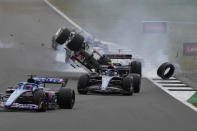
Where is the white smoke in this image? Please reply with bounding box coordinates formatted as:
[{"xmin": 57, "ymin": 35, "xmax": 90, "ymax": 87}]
[{"xmin": 52, "ymin": 0, "xmax": 186, "ymax": 76}]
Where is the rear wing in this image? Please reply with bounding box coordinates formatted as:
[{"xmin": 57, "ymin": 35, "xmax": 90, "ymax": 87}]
[
  {"xmin": 33, "ymin": 77, "xmax": 66, "ymax": 84},
  {"xmin": 103, "ymin": 54, "xmax": 132, "ymax": 59}
]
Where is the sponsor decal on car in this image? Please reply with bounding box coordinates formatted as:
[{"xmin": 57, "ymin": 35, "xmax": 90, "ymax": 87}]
[
  {"xmin": 34, "ymin": 78, "xmax": 64, "ymax": 83},
  {"xmin": 11, "ymin": 103, "xmax": 39, "ymax": 109}
]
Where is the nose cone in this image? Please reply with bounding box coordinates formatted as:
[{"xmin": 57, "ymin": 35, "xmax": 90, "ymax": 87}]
[
  {"xmin": 101, "ymin": 76, "xmax": 112, "ymax": 90},
  {"xmin": 5, "ymin": 89, "xmax": 26, "ymax": 107}
]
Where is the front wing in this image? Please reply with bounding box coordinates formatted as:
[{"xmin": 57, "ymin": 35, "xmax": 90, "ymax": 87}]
[{"xmin": 0, "ymin": 102, "xmax": 39, "ymax": 109}]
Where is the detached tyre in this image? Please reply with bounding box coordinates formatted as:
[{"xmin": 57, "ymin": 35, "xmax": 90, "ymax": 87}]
[
  {"xmin": 122, "ymin": 77, "xmax": 133, "ymax": 96},
  {"xmin": 130, "ymin": 61, "xmax": 142, "ymax": 76},
  {"xmin": 33, "ymin": 90, "xmax": 47, "ymax": 112},
  {"xmin": 157, "ymin": 62, "xmax": 175, "ymax": 79},
  {"xmin": 66, "ymin": 34, "xmax": 84, "ymax": 51},
  {"xmin": 58, "ymin": 88, "xmax": 75, "ymax": 109},
  {"xmin": 77, "ymin": 74, "xmax": 89, "ymax": 94},
  {"xmin": 55, "ymin": 28, "xmax": 71, "ymax": 45},
  {"xmin": 131, "ymin": 73, "xmax": 141, "ymax": 93}
]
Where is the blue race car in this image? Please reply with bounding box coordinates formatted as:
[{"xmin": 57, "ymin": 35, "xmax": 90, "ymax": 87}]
[{"xmin": 0, "ymin": 75, "xmax": 75, "ymax": 112}]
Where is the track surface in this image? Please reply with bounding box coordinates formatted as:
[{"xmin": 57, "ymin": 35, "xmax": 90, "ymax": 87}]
[{"xmin": 0, "ymin": 0, "xmax": 197, "ymax": 131}]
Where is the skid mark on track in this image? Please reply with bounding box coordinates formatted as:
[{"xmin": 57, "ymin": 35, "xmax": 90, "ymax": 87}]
[{"xmin": 150, "ymin": 77, "xmax": 197, "ymax": 112}]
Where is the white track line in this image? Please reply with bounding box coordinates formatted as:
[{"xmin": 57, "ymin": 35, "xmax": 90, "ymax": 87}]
[
  {"xmin": 44, "ymin": 0, "xmax": 114, "ymax": 46},
  {"xmin": 153, "ymin": 77, "xmax": 177, "ymax": 80},
  {"xmin": 155, "ymin": 80, "xmax": 182, "ymax": 83},
  {"xmin": 165, "ymin": 87, "xmax": 193, "ymax": 90},
  {"xmin": 44, "ymin": 0, "xmax": 85, "ymax": 33},
  {"xmin": 149, "ymin": 78, "xmax": 197, "ymax": 112},
  {"xmin": 161, "ymin": 84, "xmax": 188, "ymax": 86}
]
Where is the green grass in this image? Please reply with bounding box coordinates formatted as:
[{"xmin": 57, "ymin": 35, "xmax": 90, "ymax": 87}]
[{"xmin": 188, "ymin": 92, "xmax": 197, "ymax": 106}]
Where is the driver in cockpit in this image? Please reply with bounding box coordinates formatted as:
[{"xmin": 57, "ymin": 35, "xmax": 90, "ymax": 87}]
[{"xmin": 105, "ymin": 63, "xmax": 118, "ymax": 76}]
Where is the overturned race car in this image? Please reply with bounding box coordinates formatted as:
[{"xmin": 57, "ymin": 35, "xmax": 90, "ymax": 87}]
[
  {"xmin": 0, "ymin": 75, "xmax": 75, "ymax": 112},
  {"xmin": 52, "ymin": 27, "xmax": 142, "ymax": 95}
]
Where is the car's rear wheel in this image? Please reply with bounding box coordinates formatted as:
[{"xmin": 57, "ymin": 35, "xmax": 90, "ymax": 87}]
[
  {"xmin": 131, "ymin": 73, "xmax": 141, "ymax": 93},
  {"xmin": 77, "ymin": 74, "xmax": 89, "ymax": 94},
  {"xmin": 58, "ymin": 88, "xmax": 75, "ymax": 109},
  {"xmin": 130, "ymin": 61, "xmax": 142, "ymax": 77},
  {"xmin": 33, "ymin": 90, "xmax": 47, "ymax": 112},
  {"xmin": 55, "ymin": 28, "xmax": 71, "ymax": 45},
  {"xmin": 122, "ymin": 77, "xmax": 133, "ymax": 96},
  {"xmin": 66, "ymin": 34, "xmax": 84, "ymax": 51}
]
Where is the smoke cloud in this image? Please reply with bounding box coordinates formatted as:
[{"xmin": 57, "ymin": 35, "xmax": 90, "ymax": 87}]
[{"xmin": 54, "ymin": 0, "xmax": 197, "ymax": 76}]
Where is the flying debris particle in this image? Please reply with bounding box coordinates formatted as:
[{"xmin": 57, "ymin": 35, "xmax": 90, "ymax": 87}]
[{"xmin": 10, "ymin": 34, "xmax": 14, "ymax": 37}]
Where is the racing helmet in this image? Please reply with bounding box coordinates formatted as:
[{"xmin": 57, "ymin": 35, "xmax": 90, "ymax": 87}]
[
  {"xmin": 105, "ymin": 69, "xmax": 114, "ymax": 76},
  {"xmin": 107, "ymin": 62, "xmax": 114, "ymax": 69}
]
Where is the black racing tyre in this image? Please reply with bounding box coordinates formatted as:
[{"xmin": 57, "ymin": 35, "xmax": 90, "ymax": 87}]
[
  {"xmin": 58, "ymin": 88, "xmax": 75, "ymax": 109},
  {"xmin": 77, "ymin": 74, "xmax": 89, "ymax": 94},
  {"xmin": 55, "ymin": 28, "xmax": 71, "ymax": 45},
  {"xmin": 130, "ymin": 61, "xmax": 142, "ymax": 76},
  {"xmin": 157, "ymin": 62, "xmax": 175, "ymax": 80},
  {"xmin": 131, "ymin": 73, "xmax": 141, "ymax": 93},
  {"xmin": 66, "ymin": 34, "xmax": 84, "ymax": 51},
  {"xmin": 33, "ymin": 90, "xmax": 47, "ymax": 112},
  {"xmin": 122, "ymin": 77, "xmax": 133, "ymax": 96}
]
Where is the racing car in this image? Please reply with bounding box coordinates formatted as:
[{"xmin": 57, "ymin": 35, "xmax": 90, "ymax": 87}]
[
  {"xmin": 0, "ymin": 75, "xmax": 75, "ymax": 112},
  {"xmin": 77, "ymin": 55, "xmax": 141, "ymax": 95},
  {"xmin": 52, "ymin": 27, "xmax": 111, "ymax": 70},
  {"xmin": 52, "ymin": 28, "xmax": 141, "ymax": 72},
  {"xmin": 52, "ymin": 27, "xmax": 142, "ymax": 95}
]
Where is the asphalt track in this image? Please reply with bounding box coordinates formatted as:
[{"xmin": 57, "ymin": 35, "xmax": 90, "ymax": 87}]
[{"xmin": 0, "ymin": 0, "xmax": 197, "ymax": 131}]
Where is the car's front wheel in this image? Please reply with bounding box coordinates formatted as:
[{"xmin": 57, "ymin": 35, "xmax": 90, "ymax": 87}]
[
  {"xmin": 33, "ymin": 90, "xmax": 47, "ymax": 112},
  {"xmin": 131, "ymin": 73, "xmax": 141, "ymax": 93},
  {"xmin": 77, "ymin": 74, "xmax": 89, "ymax": 95},
  {"xmin": 58, "ymin": 88, "xmax": 75, "ymax": 109},
  {"xmin": 122, "ymin": 77, "xmax": 133, "ymax": 96}
]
